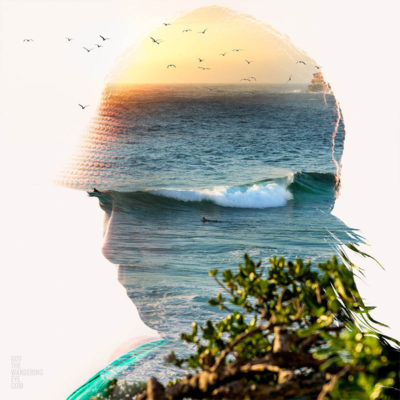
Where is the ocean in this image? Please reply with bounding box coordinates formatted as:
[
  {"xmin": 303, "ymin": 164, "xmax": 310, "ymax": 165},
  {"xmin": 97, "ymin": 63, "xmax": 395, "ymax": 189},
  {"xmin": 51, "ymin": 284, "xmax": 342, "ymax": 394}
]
[{"xmin": 68, "ymin": 84, "xmax": 357, "ymax": 383}]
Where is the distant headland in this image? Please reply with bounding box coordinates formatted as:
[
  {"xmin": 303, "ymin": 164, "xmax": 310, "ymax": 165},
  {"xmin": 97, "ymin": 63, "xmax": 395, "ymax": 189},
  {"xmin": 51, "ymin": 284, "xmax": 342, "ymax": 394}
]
[{"xmin": 307, "ymin": 72, "xmax": 332, "ymax": 94}]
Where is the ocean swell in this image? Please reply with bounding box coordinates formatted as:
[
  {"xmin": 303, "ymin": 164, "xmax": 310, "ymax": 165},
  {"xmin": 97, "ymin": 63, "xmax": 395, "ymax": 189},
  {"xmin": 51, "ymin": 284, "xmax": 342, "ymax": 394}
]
[
  {"xmin": 93, "ymin": 172, "xmax": 337, "ymax": 211},
  {"xmin": 150, "ymin": 183, "xmax": 293, "ymax": 209}
]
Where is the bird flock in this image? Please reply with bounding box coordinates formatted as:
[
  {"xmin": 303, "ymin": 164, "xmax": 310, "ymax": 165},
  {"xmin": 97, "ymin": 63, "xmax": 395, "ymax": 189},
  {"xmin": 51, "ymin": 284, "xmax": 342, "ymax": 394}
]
[
  {"xmin": 23, "ymin": 34, "xmax": 111, "ymax": 52},
  {"xmin": 23, "ymin": 33, "xmax": 111, "ymax": 110},
  {"xmin": 22, "ymin": 22, "xmax": 322, "ymax": 110},
  {"xmin": 81, "ymin": 34, "xmax": 110, "ymax": 53},
  {"xmin": 148, "ymin": 24, "xmax": 260, "ymax": 82},
  {"xmin": 148, "ymin": 22, "xmax": 321, "ymax": 84}
]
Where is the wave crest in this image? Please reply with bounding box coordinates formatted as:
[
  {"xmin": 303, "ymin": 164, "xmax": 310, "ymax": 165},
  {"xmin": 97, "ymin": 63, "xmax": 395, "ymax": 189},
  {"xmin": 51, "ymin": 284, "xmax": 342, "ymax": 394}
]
[
  {"xmin": 150, "ymin": 183, "xmax": 293, "ymax": 209},
  {"xmin": 95, "ymin": 171, "xmax": 336, "ymax": 210}
]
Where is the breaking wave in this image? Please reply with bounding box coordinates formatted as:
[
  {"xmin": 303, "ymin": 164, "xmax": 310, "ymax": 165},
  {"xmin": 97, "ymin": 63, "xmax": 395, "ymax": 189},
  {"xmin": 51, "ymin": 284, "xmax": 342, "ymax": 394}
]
[
  {"xmin": 93, "ymin": 171, "xmax": 336, "ymax": 210},
  {"xmin": 150, "ymin": 183, "xmax": 292, "ymax": 209}
]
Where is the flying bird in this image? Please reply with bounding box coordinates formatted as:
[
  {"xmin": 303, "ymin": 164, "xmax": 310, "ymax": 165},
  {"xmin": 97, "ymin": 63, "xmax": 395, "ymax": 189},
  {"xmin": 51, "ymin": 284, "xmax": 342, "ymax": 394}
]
[
  {"xmin": 65, "ymin": 37, "xmax": 73, "ymax": 42},
  {"xmin": 78, "ymin": 104, "xmax": 89, "ymax": 109},
  {"xmin": 287, "ymin": 74, "xmax": 292, "ymax": 82},
  {"xmin": 198, "ymin": 28, "xmax": 207, "ymax": 34},
  {"xmin": 95, "ymin": 44, "xmax": 103, "ymax": 48},
  {"xmin": 163, "ymin": 23, "xmax": 171, "ymax": 26},
  {"xmin": 198, "ymin": 66, "xmax": 211, "ymax": 70},
  {"xmin": 182, "ymin": 29, "xmax": 192, "ymax": 32},
  {"xmin": 240, "ymin": 78, "xmax": 251, "ymax": 82},
  {"xmin": 99, "ymin": 35, "xmax": 110, "ymax": 41},
  {"xmin": 167, "ymin": 64, "xmax": 176, "ymax": 68},
  {"xmin": 296, "ymin": 60, "xmax": 306, "ymax": 65},
  {"xmin": 245, "ymin": 59, "xmax": 252, "ymax": 64},
  {"xmin": 232, "ymin": 48, "xmax": 243, "ymax": 52},
  {"xmin": 22, "ymin": 39, "xmax": 34, "ymax": 42},
  {"xmin": 150, "ymin": 36, "xmax": 161, "ymax": 45},
  {"xmin": 83, "ymin": 47, "xmax": 94, "ymax": 52},
  {"xmin": 220, "ymin": 52, "xmax": 226, "ymax": 56},
  {"xmin": 198, "ymin": 58, "xmax": 204, "ymax": 62},
  {"xmin": 314, "ymin": 65, "xmax": 321, "ymax": 69}
]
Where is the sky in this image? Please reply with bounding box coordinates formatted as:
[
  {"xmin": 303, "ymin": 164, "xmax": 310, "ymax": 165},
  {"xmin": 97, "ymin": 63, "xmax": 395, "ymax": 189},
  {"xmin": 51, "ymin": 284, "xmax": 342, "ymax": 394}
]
[
  {"xmin": 0, "ymin": 0, "xmax": 325, "ymax": 88},
  {"xmin": 110, "ymin": 6, "xmax": 317, "ymax": 84},
  {"xmin": 0, "ymin": 0, "xmax": 324, "ymax": 178},
  {"xmin": 0, "ymin": 0, "xmax": 324, "ymax": 90}
]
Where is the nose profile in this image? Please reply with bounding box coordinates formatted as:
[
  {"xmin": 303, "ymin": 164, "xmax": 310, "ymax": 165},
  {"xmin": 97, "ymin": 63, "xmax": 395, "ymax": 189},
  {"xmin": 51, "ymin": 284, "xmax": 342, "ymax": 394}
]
[
  {"xmin": 101, "ymin": 203, "xmax": 142, "ymax": 266},
  {"xmin": 102, "ymin": 208, "xmax": 119, "ymax": 264}
]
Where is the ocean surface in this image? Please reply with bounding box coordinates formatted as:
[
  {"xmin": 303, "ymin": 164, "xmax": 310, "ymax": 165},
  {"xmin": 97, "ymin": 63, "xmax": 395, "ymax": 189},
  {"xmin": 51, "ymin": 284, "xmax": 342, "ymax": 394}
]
[{"xmin": 68, "ymin": 84, "xmax": 357, "ymax": 383}]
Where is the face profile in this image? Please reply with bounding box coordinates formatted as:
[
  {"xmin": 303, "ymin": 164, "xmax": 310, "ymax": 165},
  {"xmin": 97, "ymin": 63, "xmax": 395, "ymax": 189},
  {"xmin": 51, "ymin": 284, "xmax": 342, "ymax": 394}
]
[{"xmin": 55, "ymin": 6, "xmax": 357, "ymax": 384}]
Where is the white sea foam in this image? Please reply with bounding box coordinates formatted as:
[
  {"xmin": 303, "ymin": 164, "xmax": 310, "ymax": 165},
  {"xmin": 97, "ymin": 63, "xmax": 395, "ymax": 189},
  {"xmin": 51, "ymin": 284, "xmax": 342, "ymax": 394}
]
[{"xmin": 151, "ymin": 183, "xmax": 293, "ymax": 209}]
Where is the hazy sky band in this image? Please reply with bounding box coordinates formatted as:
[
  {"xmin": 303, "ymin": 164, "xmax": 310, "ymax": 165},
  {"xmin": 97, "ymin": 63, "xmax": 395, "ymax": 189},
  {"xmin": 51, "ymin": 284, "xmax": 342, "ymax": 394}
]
[{"xmin": 110, "ymin": 7, "xmax": 316, "ymax": 84}]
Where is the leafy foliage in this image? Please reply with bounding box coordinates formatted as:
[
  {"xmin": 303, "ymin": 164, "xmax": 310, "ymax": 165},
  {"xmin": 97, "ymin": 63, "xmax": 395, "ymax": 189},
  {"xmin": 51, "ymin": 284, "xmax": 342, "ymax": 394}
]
[{"xmin": 96, "ymin": 251, "xmax": 400, "ymax": 399}]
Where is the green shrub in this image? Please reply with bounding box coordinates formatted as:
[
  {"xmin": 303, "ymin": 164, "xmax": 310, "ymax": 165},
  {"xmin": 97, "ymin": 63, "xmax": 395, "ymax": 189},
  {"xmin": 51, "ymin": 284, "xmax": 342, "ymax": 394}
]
[{"xmin": 99, "ymin": 250, "xmax": 400, "ymax": 399}]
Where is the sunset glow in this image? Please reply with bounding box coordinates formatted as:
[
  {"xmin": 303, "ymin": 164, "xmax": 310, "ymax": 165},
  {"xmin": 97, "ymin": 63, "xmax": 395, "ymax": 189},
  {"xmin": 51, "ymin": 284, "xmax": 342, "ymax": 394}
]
[{"xmin": 110, "ymin": 7, "xmax": 316, "ymax": 85}]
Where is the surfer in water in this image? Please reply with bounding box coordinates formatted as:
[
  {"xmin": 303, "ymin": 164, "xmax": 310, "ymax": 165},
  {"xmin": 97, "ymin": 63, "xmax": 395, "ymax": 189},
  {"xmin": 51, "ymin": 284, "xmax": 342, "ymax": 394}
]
[
  {"xmin": 202, "ymin": 216, "xmax": 221, "ymax": 223},
  {"xmin": 88, "ymin": 187, "xmax": 101, "ymax": 197}
]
